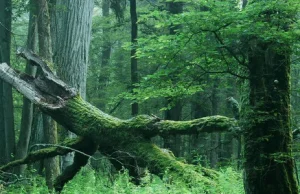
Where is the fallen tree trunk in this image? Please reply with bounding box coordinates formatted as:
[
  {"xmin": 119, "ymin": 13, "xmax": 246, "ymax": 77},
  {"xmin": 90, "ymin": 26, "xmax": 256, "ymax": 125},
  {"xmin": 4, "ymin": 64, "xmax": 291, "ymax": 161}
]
[{"xmin": 0, "ymin": 49, "xmax": 238, "ymax": 192}]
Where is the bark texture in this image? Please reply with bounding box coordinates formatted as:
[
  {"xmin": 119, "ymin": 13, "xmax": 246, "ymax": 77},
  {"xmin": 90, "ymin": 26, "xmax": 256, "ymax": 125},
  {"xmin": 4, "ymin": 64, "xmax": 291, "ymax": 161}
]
[
  {"xmin": 51, "ymin": 0, "xmax": 94, "ymax": 100},
  {"xmin": 50, "ymin": 0, "xmax": 94, "ymax": 170},
  {"xmin": 241, "ymin": 1, "xmax": 298, "ymax": 193},
  {"xmin": 243, "ymin": 41, "xmax": 298, "ymax": 194},
  {"xmin": 36, "ymin": 0, "xmax": 60, "ymax": 189}
]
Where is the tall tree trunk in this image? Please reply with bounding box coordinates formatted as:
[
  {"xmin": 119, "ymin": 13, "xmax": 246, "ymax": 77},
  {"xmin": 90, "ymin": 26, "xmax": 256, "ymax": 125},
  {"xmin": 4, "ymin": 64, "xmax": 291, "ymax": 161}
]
[
  {"xmin": 50, "ymin": 0, "xmax": 94, "ymax": 170},
  {"xmin": 238, "ymin": 0, "xmax": 298, "ymax": 193},
  {"xmin": 15, "ymin": 0, "xmax": 38, "ymax": 175},
  {"xmin": 51, "ymin": 0, "xmax": 93, "ymax": 100},
  {"xmin": 190, "ymin": 93, "xmax": 211, "ymax": 165},
  {"xmin": 241, "ymin": 2, "xmax": 298, "ymax": 191},
  {"xmin": 244, "ymin": 41, "xmax": 298, "ymax": 194},
  {"xmin": 29, "ymin": 108, "xmax": 44, "ymax": 175},
  {"xmin": 210, "ymin": 78, "xmax": 220, "ymax": 168},
  {"xmin": 130, "ymin": 0, "xmax": 138, "ymax": 116},
  {"xmin": 163, "ymin": 1, "xmax": 183, "ymax": 157},
  {"xmin": 98, "ymin": 0, "xmax": 111, "ymax": 110},
  {"xmin": 0, "ymin": 0, "xmax": 15, "ymax": 166},
  {"xmin": 36, "ymin": 0, "xmax": 60, "ymax": 190},
  {"xmin": 164, "ymin": 99, "xmax": 182, "ymax": 156}
]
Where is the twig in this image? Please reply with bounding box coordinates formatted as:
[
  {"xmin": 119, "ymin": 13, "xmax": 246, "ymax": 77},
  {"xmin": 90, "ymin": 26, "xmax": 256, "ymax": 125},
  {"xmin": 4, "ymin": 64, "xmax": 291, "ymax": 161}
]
[
  {"xmin": 30, "ymin": 144, "xmax": 99, "ymax": 160},
  {"xmin": 0, "ymin": 171, "xmax": 30, "ymax": 186}
]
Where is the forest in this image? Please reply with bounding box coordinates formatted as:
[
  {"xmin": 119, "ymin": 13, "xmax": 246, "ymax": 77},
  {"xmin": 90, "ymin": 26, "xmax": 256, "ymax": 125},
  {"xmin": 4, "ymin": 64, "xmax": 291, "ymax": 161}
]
[{"xmin": 0, "ymin": 0, "xmax": 300, "ymax": 193}]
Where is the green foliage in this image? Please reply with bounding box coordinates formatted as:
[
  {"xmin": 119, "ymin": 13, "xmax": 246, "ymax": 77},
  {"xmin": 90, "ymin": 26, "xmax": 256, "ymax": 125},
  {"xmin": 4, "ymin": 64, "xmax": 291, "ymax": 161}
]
[
  {"xmin": 87, "ymin": 10, "xmax": 131, "ymax": 116},
  {"xmin": 3, "ymin": 166, "xmax": 244, "ymax": 194},
  {"xmin": 12, "ymin": 0, "xmax": 30, "ymax": 21},
  {"xmin": 116, "ymin": 0, "xmax": 300, "ymax": 106},
  {"xmin": 3, "ymin": 175, "xmax": 48, "ymax": 194},
  {"xmin": 215, "ymin": 167, "xmax": 244, "ymax": 194}
]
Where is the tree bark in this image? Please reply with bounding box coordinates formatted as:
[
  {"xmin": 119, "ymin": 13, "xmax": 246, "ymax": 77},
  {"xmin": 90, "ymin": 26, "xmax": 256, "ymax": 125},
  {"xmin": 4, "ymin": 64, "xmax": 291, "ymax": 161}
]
[
  {"xmin": 237, "ymin": 0, "xmax": 299, "ymax": 193},
  {"xmin": 51, "ymin": 0, "xmax": 93, "ymax": 100},
  {"xmin": 243, "ymin": 42, "xmax": 298, "ymax": 194},
  {"xmin": 36, "ymin": 0, "xmax": 60, "ymax": 189},
  {"xmin": 0, "ymin": 0, "xmax": 15, "ymax": 166},
  {"xmin": 29, "ymin": 108, "xmax": 44, "ymax": 174},
  {"xmin": 50, "ymin": 0, "xmax": 94, "ymax": 171}
]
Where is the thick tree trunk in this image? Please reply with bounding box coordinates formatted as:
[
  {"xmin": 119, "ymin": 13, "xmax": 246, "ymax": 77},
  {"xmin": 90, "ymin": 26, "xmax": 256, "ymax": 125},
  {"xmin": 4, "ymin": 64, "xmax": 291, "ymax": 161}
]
[
  {"xmin": 0, "ymin": 0, "xmax": 15, "ymax": 166},
  {"xmin": 240, "ymin": 1, "xmax": 298, "ymax": 193},
  {"xmin": 0, "ymin": 50, "xmax": 238, "ymax": 191},
  {"xmin": 243, "ymin": 41, "xmax": 298, "ymax": 193},
  {"xmin": 50, "ymin": 0, "xmax": 94, "ymax": 170},
  {"xmin": 51, "ymin": 0, "xmax": 93, "ymax": 100}
]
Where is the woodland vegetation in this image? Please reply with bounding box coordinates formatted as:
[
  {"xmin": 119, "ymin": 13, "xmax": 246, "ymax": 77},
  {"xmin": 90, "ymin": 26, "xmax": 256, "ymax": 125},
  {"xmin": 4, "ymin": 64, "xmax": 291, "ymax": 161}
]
[{"xmin": 0, "ymin": 0, "xmax": 300, "ymax": 194}]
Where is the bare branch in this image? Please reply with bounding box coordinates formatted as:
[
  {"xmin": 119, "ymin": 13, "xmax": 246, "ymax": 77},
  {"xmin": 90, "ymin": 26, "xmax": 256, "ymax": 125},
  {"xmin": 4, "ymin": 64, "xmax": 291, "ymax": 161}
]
[{"xmin": 0, "ymin": 171, "xmax": 31, "ymax": 186}]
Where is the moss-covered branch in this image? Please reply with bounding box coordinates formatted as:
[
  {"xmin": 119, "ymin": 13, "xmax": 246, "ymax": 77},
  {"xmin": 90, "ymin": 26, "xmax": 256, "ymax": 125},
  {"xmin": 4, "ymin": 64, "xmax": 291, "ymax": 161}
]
[
  {"xmin": 0, "ymin": 137, "xmax": 86, "ymax": 171},
  {"xmin": 54, "ymin": 138, "xmax": 98, "ymax": 192},
  {"xmin": 123, "ymin": 142, "xmax": 218, "ymax": 186},
  {"xmin": 0, "ymin": 49, "xmax": 239, "ymax": 191},
  {"xmin": 0, "ymin": 48, "xmax": 238, "ymax": 142},
  {"xmin": 152, "ymin": 115, "xmax": 238, "ymax": 137},
  {"xmin": 43, "ymin": 96, "xmax": 238, "ymax": 143},
  {"xmin": 101, "ymin": 141, "xmax": 219, "ymax": 190}
]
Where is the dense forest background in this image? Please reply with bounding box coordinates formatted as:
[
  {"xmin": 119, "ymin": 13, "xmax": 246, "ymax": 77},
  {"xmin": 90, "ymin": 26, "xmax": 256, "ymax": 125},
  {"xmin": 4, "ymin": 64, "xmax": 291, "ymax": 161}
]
[{"xmin": 0, "ymin": 0, "xmax": 300, "ymax": 193}]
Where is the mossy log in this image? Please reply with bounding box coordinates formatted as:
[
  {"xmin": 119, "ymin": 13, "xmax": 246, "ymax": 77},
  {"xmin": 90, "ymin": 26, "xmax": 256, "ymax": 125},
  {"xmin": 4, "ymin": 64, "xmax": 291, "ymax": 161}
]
[{"xmin": 0, "ymin": 49, "xmax": 238, "ymax": 191}]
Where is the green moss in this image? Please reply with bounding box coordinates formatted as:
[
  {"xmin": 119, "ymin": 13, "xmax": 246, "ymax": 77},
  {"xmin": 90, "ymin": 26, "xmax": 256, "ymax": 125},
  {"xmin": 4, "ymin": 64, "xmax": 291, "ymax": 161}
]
[
  {"xmin": 124, "ymin": 142, "xmax": 218, "ymax": 188},
  {"xmin": 36, "ymin": 95, "xmax": 238, "ymax": 191},
  {"xmin": 157, "ymin": 116, "xmax": 237, "ymax": 135},
  {"xmin": 0, "ymin": 137, "xmax": 85, "ymax": 171}
]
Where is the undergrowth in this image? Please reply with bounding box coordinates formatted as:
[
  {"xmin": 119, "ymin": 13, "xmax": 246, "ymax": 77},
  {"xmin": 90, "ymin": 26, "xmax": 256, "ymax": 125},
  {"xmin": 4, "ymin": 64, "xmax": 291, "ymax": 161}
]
[{"xmin": 2, "ymin": 166, "xmax": 244, "ymax": 194}]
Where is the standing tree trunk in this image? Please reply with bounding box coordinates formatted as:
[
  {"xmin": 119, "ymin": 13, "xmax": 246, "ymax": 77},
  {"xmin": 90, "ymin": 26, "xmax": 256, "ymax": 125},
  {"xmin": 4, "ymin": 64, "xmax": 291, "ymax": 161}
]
[
  {"xmin": 0, "ymin": 0, "xmax": 15, "ymax": 166},
  {"xmin": 242, "ymin": 1, "xmax": 298, "ymax": 193},
  {"xmin": 130, "ymin": 0, "xmax": 139, "ymax": 116},
  {"xmin": 50, "ymin": 0, "xmax": 94, "ymax": 170},
  {"xmin": 36, "ymin": 0, "xmax": 60, "ymax": 190},
  {"xmin": 98, "ymin": 0, "xmax": 111, "ymax": 110},
  {"xmin": 51, "ymin": 0, "xmax": 94, "ymax": 100},
  {"xmin": 15, "ymin": 0, "xmax": 38, "ymax": 175},
  {"xmin": 210, "ymin": 78, "xmax": 220, "ymax": 168},
  {"xmin": 244, "ymin": 42, "xmax": 298, "ymax": 194},
  {"xmin": 163, "ymin": 1, "xmax": 183, "ymax": 157},
  {"xmin": 164, "ymin": 99, "xmax": 182, "ymax": 156},
  {"xmin": 29, "ymin": 109, "xmax": 44, "ymax": 174}
]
